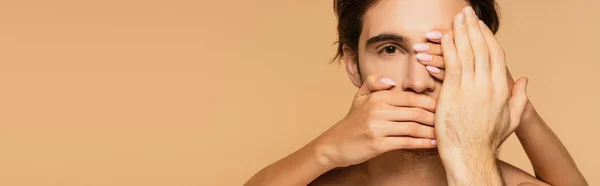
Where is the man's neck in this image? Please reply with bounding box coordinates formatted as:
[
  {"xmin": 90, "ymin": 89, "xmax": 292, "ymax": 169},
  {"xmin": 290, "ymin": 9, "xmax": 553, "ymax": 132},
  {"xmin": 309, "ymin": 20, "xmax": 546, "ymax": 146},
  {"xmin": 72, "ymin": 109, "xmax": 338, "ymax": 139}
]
[{"xmin": 363, "ymin": 149, "xmax": 448, "ymax": 186}]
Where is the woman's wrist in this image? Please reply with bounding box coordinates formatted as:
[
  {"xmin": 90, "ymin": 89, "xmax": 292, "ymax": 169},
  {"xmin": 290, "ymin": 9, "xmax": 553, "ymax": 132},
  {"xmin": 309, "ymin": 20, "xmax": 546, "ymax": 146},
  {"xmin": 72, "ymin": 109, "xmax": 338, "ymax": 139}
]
[
  {"xmin": 521, "ymin": 101, "xmax": 537, "ymax": 122},
  {"xmin": 310, "ymin": 139, "xmax": 339, "ymax": 171},
  {"xmin": 516, "ymin": 101, "xmax": 541, "ymax": 134}
]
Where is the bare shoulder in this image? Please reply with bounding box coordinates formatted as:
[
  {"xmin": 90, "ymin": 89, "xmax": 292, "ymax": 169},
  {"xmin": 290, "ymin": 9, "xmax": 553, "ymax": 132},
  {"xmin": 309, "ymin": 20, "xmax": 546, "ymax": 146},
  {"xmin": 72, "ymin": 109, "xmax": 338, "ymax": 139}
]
[
  {"xmin": 308, "ymin": 165, "xmax": 365, "ymax": 186},
  {"xmin": 308, "ymin": 160, "xmax": 549, "ymax": 186},
  {"xmin": 497, "ymin": 160, "xmax": 550, "ymax": 186}
]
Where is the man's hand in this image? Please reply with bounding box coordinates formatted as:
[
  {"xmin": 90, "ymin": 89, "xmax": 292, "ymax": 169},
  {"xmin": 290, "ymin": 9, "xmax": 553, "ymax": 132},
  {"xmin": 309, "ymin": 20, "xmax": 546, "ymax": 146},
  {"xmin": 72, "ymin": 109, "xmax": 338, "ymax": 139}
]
[
  {"xmin": 416, "ymin": 35, "xmax": 538, "ymax": 124},
  {"xmin": 313, "ymin": 75, "xmax": 438, "ymax": 168},
  {"xmin": 434, "ymin": 7, "xmax": 530, "ymax": 185}
]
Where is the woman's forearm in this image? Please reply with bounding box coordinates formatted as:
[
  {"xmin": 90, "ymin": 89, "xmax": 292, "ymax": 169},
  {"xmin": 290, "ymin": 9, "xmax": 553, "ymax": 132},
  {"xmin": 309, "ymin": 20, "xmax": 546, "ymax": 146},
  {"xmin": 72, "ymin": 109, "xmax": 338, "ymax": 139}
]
[
  {"xmin": 515, "ymin": 103, "xmax": 588, "ymax": 186},
  {"xmin": 244, "ymin": 140, "xmax": 334, "ymax": 186}
]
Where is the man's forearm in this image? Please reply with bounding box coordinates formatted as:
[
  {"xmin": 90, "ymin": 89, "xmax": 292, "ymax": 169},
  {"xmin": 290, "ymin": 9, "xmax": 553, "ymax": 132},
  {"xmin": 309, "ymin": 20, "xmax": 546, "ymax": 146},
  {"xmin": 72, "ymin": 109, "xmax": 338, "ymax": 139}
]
[
  {"xmin": 441, "ymin": 147, "xmax": 504, "ymax": 186},
  {"xmin": 515, "ymin": 103, "xmax": 588, "ymax": 185},
  {"xmin": 244, "ymin": 140, "xmax": 334, "ymax": 186}
]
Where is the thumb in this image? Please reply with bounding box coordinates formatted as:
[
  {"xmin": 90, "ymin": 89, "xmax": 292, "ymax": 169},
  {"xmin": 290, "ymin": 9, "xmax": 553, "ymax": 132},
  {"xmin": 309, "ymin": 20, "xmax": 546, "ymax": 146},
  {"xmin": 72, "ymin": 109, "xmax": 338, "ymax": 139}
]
[
  {"xmin": 508, "ymin": 77, "xmax": 529, "ymax": 129},
  {"xmin": 356, "ymin": 75, "xmax": 396, "ymax": 97}
]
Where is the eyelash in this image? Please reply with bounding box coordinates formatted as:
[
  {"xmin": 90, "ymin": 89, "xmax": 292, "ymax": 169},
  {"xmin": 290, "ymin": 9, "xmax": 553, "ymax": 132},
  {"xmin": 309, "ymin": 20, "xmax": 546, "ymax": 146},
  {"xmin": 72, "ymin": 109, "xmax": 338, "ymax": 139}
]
[{"xmin": 378, "ymin": 44, "xmax": 406, "ymax": 56}]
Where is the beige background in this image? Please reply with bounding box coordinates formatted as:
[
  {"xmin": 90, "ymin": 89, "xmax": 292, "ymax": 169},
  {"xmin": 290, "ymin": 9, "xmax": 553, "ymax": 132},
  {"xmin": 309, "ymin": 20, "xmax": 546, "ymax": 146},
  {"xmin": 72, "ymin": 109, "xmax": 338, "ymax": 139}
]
[{"xmin": 0, "ymin": 0, "xmax": 598, "ymax": 185}]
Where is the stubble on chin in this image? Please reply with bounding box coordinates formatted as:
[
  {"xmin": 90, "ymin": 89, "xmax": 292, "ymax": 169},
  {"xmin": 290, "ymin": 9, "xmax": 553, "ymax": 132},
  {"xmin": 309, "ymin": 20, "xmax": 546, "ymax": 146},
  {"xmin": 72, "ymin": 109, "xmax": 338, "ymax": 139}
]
[{"xmin": 400, "ymin": 148, "xmax": 440, "ymax": 160}]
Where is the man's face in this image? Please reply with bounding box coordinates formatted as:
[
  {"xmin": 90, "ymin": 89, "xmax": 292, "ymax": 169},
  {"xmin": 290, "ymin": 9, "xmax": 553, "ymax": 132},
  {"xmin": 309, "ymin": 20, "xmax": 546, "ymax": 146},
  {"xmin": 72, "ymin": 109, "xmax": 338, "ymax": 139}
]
[{"xmin": 345, "ymin": 0, "xmax": 468, "ymax": 99}]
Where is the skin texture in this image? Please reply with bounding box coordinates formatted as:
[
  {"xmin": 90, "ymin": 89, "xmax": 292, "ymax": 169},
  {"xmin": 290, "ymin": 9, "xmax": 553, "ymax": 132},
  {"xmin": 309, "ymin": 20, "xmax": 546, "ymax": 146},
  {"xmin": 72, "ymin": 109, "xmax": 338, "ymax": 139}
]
[
  {"xmin": 433, "ymin": 8, "xmax": 529, "ymax": 185},
  {"xmin": 244, "ymin": 0, "xmax": 587, "ymax": 185}
]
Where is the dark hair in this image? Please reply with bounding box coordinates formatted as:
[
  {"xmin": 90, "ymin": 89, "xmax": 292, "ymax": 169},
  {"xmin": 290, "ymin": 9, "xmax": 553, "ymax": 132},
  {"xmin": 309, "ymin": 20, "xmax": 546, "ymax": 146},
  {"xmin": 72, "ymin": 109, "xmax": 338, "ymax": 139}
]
[{"xmin": 332, "ymin": 0, "xmax": 500, "ymax": 62}]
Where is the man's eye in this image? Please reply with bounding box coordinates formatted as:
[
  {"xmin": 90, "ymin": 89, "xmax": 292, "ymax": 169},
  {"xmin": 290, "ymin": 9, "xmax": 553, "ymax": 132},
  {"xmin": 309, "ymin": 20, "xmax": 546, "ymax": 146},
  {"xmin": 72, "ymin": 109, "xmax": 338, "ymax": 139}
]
[{"xmin": 380, "ymin": 46, "xmax": 402, "ymax": 56}]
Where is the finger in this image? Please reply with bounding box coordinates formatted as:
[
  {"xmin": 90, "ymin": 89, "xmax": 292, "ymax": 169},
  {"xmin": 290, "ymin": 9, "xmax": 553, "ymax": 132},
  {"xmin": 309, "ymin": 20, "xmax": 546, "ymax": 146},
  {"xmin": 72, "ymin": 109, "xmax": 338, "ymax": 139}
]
[
  {"xmin": 504, "ymin": 67, "xmax": 517, "ymax": 96},
  {"xmin": 478, "ymin": 20, "xmax": 508, "ymax": 89},
  {"xmin": 464, "ymin": 6, "xmax": 490, "ymax": 81},
  {"xmin": 413, "ymin": 43, "xmax": 442, "ymax": 56},
  {"xmin": 379, "ymin": 107, "xmax": 435, "ymax": 126},
  {"xmin": 508, "ymin": 77, "xmax": 529, "ymax": 130},
  {"xmin": 384, "ymin": 92, "xmax": 437, "ymax": 112},
  {"xmin": 417, "ymin": 53, "xmax": 445, "ymax": 69},
  {"xmin": 381, "ymin": 122, "xmax": 435, "ymax": 138},
  {"xmin": 425, "ymin": 66, "xmax": 445, "ymax": 81},
  {"xmin": 506, "ymin": 67, "xmax": 516, "ymax": 88},
  {"xmin": 356, "ymin": 75, "xmax": 396, "ymax": 97},
  {"xmin": 426, "ymin": 30, "xmax": 444, "ymax": 43},
  {"xmin": 441, "ymin": 32, "xmax": 461, "ymax": 85},
  {"xmin": 381, "ymin": 137, "xmax": 436, "ymax": 150},
  {"xmin": 453, "ymin": 11, "xmax": 475, "ymax": 83},
  {"xmin": 416, "ymin": 51, "xmax": 446, "ymax": 81}
]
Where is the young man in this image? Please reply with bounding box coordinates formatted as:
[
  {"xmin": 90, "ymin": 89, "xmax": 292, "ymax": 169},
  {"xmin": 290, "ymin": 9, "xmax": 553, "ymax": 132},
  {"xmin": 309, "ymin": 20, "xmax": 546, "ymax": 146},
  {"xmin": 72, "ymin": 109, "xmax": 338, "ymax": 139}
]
[{"xmin": 245, "ymin": 0, "xmax": 587, "ymax": 185}]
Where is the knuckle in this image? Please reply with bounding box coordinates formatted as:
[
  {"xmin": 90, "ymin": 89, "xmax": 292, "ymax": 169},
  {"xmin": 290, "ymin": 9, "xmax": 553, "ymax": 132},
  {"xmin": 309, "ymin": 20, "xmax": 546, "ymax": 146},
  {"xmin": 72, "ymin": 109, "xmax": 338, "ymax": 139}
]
[
  {"xmin": 370, "ymin": 138, "xmax": 386, "ymax": 152},
  {"xmin": 404, "ymin": 94, "xmax": 415, "ymax": 106},
  {"xmin": 447, "ymin": 61, "xmax": 461, "ymax": 69},
  {"xmin": 494, "ymin": 47, "xmax": 506, "ymax": 58},
  {"xmin": 461, "ymin": 47, "xmax": 474, "ymax": 56},
  {"xmin": 368, "ymin": 108, "xmax": 382, "ymax": 118},
  {"xmin": 435, "ymin": 57, "xmax": 445, "ymax": 66},
  {"xmin": 410, "ymin": 108, "xmax": 424, "ymax": 118},
  {"xmin": 366, "ymin": 75, "xmax": 379, "ymax": 84},
  {"xmin": 365, "ymin": 125, "xmax": 378, "ymax": 139},
  {"xmin": 397, "ymin": 123, "xmax": 410, "ymax": 133},
  {"xmin": 366, "ymin": 94, "xmax": 379, "ymax": 104},
  {"xmin": 463, "ymin": 54, "xmax": 474, "ymax": 62},
  {"xmin": 432, "ymin": 45, "xmax": 442, "ymax": 54},
  {"xmin": 481, "ymin": 44, "xmax": 490, "ymax": 52},
  {"xmin": 404, "ymin": 123, "xmax": 418, "ymax": 135},
  {"xmin": 460, "ymin": 53, "xmax": 474, "ymax": 62},
  {"xmin": 429, "ymin": 98, "xmax": 437, "ymax": 110},
  {"xmin": 399, "ymin": 138, "xmax": 413, "ymax": 148},
  {"xmin": 369, "ymin": 92, "xmax": 388, "ymax": 104},
  {"xmin": 365, "ymin": 108, "xmax": 377, "ymax": 121},
  {"xmin": 409, "ymin": 122, "xmax": 422, "ymax": 133}
]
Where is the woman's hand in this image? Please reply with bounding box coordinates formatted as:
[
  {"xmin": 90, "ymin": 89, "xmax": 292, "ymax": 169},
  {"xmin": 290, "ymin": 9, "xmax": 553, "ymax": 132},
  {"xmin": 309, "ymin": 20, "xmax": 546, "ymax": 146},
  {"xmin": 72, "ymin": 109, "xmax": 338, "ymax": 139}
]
[
  {"xmin": 414, "ymin": 30, "xmax": 446, "ymax": 81},
  {"xmin": 314, "ymin": 75, "xmax": 437, "ymax": 168},
  {"xmin": 433, "ymin": 7, "xmax": 531, "ymax": 184}
]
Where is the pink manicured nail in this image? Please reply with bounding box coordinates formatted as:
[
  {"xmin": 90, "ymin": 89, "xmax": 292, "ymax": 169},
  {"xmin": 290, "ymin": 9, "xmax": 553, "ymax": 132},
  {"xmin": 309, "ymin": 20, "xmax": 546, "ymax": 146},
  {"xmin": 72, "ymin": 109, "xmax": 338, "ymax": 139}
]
[
  {"xmin": 413, "ymin": 43, "xmax": 430, "ymax": 52},
  {"xmin": 378, "ymin": 77, "xmax": 396, "ymax": 86},
  {"xmin": 426, "ymin": 31, "xmax": 443, "ymax": 40},
  {"xmin": 431, "ymin": 139, "xmax": 437, "ymax": 146},
  {"xmin": 416, "ymin": 53, "xmax": 433, "ymax": 61},
  {"xmin": 457, "ymin": 13, "xmax": 465, "ymax": 24},
  {"xmin": 426, "ymin": 66, "xmax": 441, "ymax": 74}
]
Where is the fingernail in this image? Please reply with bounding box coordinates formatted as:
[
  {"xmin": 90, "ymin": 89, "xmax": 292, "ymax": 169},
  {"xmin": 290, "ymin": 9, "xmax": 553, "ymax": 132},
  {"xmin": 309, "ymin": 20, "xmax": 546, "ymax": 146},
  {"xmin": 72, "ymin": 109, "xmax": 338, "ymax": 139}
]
[
  {"xmin": 416, "ymin": 53, "xmax": 433, "ymax": 61},
  {"xmin": 478, "ymin": 20, "xmax": 486, "ymax": 27},
  {"xmin": 457, "ymin": 13, "xmax": 465, "ymax": 24},
  {"xmin": 426, "ymin": 66, "xmax": 441, "ymax": 74},
  {"xmin": 378, "ymin": 77, "xmax": 396, "ymax": 86},
  {"xmin": 464, "ymin": 6, "xmax": 475, "ymax": 16},
  {"xmin": 413, "ymin": 43, "xmax": 430, "ymax": 52},
  {"xmin": 431, "ymin": 139, "xmax": 437, "ymax": 146},
  {"xmin": 426, "ymin": 31, "xmax": 443, "ymax": 40},
  {"xmin": 444, "ymin": 33, "xmax": 453, "ymax": 42}
]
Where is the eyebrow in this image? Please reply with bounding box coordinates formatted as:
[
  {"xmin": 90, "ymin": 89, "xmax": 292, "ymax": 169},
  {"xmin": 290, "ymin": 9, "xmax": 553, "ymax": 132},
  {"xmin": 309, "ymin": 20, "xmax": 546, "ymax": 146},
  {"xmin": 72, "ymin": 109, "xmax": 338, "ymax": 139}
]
[{"xmin": 366, "ymin": 34, "xmax": 409, "ymax": 46}]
